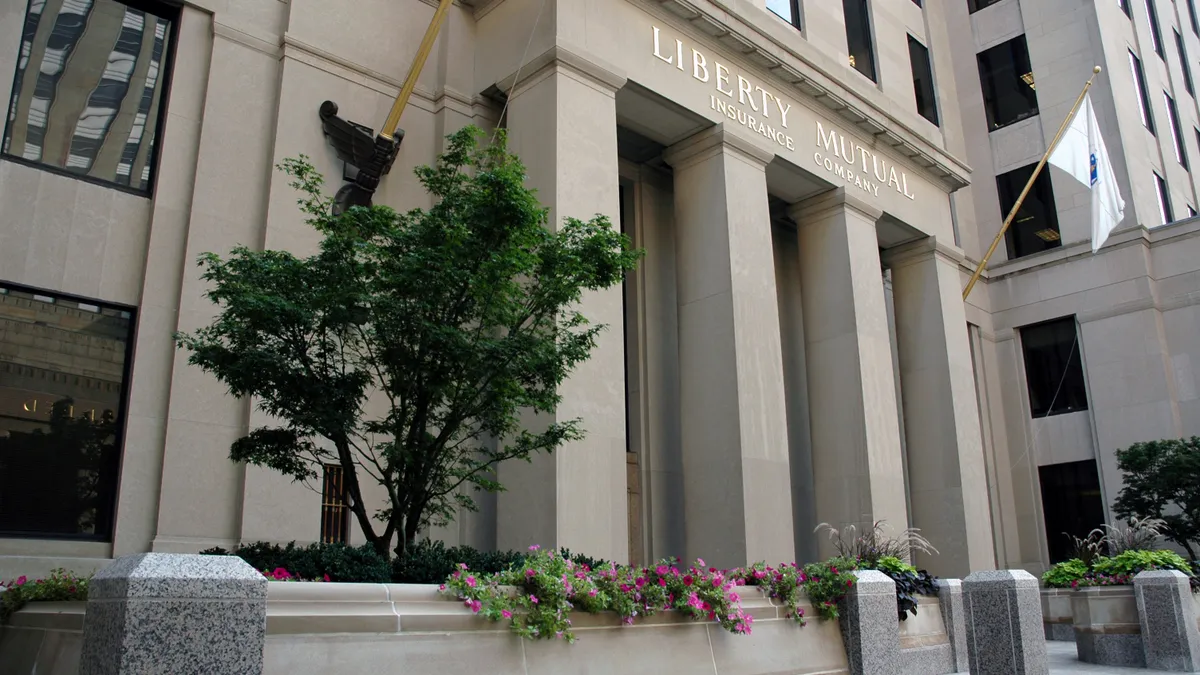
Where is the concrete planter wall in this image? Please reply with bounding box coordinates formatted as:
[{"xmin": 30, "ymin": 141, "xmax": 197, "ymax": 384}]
[
  {"xmin": 1041, "ymin": 587, "xmax": 1075, "ymax": 642},
  {"xmin": 1071, "ymin": 585, "xmax": 1144, "ymax": 668},
  {"xmin": 0, "ymin": 584, "xmax": 963, "ymax": 675}
]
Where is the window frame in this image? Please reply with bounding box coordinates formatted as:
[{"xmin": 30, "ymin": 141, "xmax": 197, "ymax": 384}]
[
  {"xmin": 1129, "ymin": 50, "xmax": 1156, "ymax": 133},
  {"xmin": 1155, "ymin": 171, "xmax": 1174, "ymax": 224},
  {"xmin": 1176, "ymin": 30, "xmax": 1195, "ymax": 96},
  {"xmin": 1165, "ymin": 91, "xmax": 1188, "ymax": 168},
  {"xmin": 977, "ymin": 36, "xmax": 1040, "ymax": 131},
  {"xmin": 1188, "ymin": 0, "xmax": 1200, "ymax": 35},
  {"xmin": 908, "ymin": 35, "xmax": 940, "ymax": 126},
  {"xmin": 1019, "ymin": 316, "xmax": 1089, "ymax": 419},
  {"xmin": 320, "ymin": 463, "xmax": 351, "ymax": 545},
  {"xmin": 766, "ymin": 0, "xmax": 802, "ymax": 29},
  {"xmin": 1120, "ymin": 0, "xmax": 1133, "ymax": 18},
  {"xmin": 843, "ymin": 0, "xmax": 878, "ymax": 83},
  {"xmin": 0, "ymin": 0, "xmax": 181, "ymax": 198},
  {"xmin": 1146, "ymin": 0, "xmax": 1166, "ymax": 58},
  {"xmin": 968, "ymin": 0, "xmax": 1003, "ymax": 12},
  {"xmin": 0, "ymin": 280, "xmax": 137, "ymax": 542},
  {"xmin": 998, "ymin": 162, "xmax": 1063, "ymax": 259}
]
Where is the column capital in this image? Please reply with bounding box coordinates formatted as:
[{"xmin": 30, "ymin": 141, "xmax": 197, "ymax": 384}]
[
  {"xmin": 500, "ymin": 44, "xmax": 628, "ymax": 99},
  {"xmin": 880, "ymin": 235, "xmax": 965, "ymax": 269},
  {"xmin": 788, "ymin": 187, "xmax": 882, "ymax": 225},
  {"xmin": 662, "ymin": 124, "xmax": 775, "ymax": 171}
]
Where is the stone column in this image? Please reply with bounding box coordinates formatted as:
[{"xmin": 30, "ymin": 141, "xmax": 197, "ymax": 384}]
[
  {"xmin": 1134, "ymin": 570, "xmax": 1200, "ymax": 671},
  {"xmin": 789, "ymin": 188, "xmax": 908, "ymax": 554},
  {"xmin": 884, "ymin": 238, "xmax": 995, "ymax": 577},
  {"xmin": 662, "ymin": 124, "xmax": 794, "ymax": 569},
  {"xmin": 495, "ymin": 47, "xmax": 629, "ymax": 563},
  {"xmin": 963, "ymin": 570, "xmax": 1048, "ymax": 675},
  {"xmin": 80, "ymin": 553, "xmax": 267, "ymax": 674},
  {"xmin": 840, "ymin": 570, "xmax": 900, "ymax": 675}
]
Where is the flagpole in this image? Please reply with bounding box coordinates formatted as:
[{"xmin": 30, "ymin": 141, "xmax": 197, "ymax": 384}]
[
  {"xmin": 962, "ymin": 66, "xmax": 1103, "ymax": 302},
  {"xmin": 379, "ymin": 0, "xmax": 455, "ymax": 140}
]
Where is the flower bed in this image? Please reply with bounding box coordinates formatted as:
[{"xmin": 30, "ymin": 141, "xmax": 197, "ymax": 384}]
[
  {"xmin": 439, "ymin": 546, "xmax": 859, "ymax": 642},
  {"xmin": 0, "ymin": 569, "xmax": 90, "ymax": 623}
]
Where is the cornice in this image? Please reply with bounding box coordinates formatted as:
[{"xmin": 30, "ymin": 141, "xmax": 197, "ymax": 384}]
[
  {"xmin": 662, "ymin": 124, "xmax": 775, "ymax": 170},
  {"xmin": 881, "ymin": 236, "xmax": 965, "ymax": 269},
  {"xmin": 645, "ymin": 0, "xmax": 971, "ymax": 192}
]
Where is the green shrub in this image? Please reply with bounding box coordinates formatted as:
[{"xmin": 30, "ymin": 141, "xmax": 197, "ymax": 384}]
[
  {"xmin": 391, "ymin": 539, "xmax": 527, "ymax": 584},
  {"xmin": 874, "ymin": 556, "xmax": 917, "ymax": 576},
  {"xmin": 1042, "ymin": 559, "xmax": 1090, "ymax": 588},
  {"xmin": 1, "ymin": 569, "xmax": 90, "ymax": 623},
  {"xmin": 200, "ymin": 541, "xmax": 390, "ymax": 582},
  {"xmin": 1092, "ymin": 549, "xmax": 1193, "ymax": 577}
]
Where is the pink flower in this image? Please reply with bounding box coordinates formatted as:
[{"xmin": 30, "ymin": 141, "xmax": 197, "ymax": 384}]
[
  {"xmin": 525, "ymin": 568, "xmax": 536, "ymax": 579},
  {"xmin": 323, "ymin": 574, "xmax": 331, "ymax": 582},
  {"xmin": 846, "ymin": 579, "xmax": 854, "ymax": 587},
  {"xmin": 588, "ymin": 589, "xmax": 598, "ymax": 597},
  {"xmin": 636, "ymin": 577, "xmax": 647, "ymax": 589},
  {"xmin": 529, "ymin": 595, "xmax": 539, "ymax": 605},
  {"xmin": 470, "ymin": 600, "xmax": 482, "ymax": 613},
  {"xmin": 656, "ymin": 565, "xmax": 668, "ymax": 575},
  {"xmin": 658, "ymin": 578, "xmax": 667, "ymax": 587},
  {"xmin": 439, "ymin": 584, "xmax": 447, "ymax": 591},
  {"xmin": 271, "ymin": 568, "xmax": 291, "ymax": 581},
  {"xmin": 696, "ymin": 558, "xmax": 706, "ymax": 567},
  {"xmin": 728, "ymin": 592, "xmax": 741, "ymax": 603},
  {"xmin": 15, "ymin": 576, "xmax": 27, "ymax": 586},
  {"xmin": 458, "ymin": 563, "xmax": 468, "ymax": 570},
  {"xmin": 502, "ymin": 609, "xmax": 513, "ymax": 619},
  {"xmin": 683, "ymin": 575, "xmax": 694, "ymax": 587},
  {"xmin": 466, "ymin": 576, "xmax": 477, "ymax": 588},
  {"xmin": 68, "ymin": 585, "xmax": 77, "ymax": 593},
  {"xmin": 528, "ymin": 545, "xmax": 541, "ymax": 552}
]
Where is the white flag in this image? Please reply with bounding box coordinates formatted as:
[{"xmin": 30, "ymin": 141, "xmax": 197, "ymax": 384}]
[{"xmin": 1048, "ymin": 94, "xmax": 1125, "ymax": 252}]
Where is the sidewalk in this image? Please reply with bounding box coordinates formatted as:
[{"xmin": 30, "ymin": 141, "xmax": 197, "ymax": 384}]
[{"xmin": 1047, "ymin": 641, "xmax": 1184, "ymax": 674}]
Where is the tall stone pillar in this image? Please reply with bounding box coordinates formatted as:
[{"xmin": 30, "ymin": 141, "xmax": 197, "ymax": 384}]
[
  {"xmin": 884, "ymin": 238, "xmax": 995, "ymax": 577},
  {"xmin": 663, "ymin": 125, "xmax": 794, "ymax": 569},
  {"xmin": 790, "ymin": 188, "xmax": 908, "ymax": 556},
  {"xmin": 495, "ymin": 48, "xmax": 629, "ymax": 563}
]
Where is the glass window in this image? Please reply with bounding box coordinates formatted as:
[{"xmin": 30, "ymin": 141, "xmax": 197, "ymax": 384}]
[
  {"xmin": 1177, "ymin": 31, "xmax": 1195, "ymax": 96},
  {"xmin": 977, "ymin": 36, "xmax": 1039, "ymax": 130},
  {"xmin": 2, "ymin": 0, "xmax": 175, "ymax": 194},
  {"xmin": 1155, "ymin": 171, "xmax": 1174, "ymax": 224},
  {"xmin": 0, "ymin": 285, "xmax": 133, "ymax": 540},
  {"xmin": 1039, "ymin": 461, "xmax": 1106, "ymax": 565},
  {"xmin": 1189, "ymin": 0, "xmax": 1200, "ymax": 35},
  {"xmin": 1130, "ymin": 50, "xmax": 1156, "ymax": 133},
  {"xmin": 1119, "ymin": 0, "xmax": 1132, "ymax": 17},
  {"xmin": 320, "ymin": 464, "xmax": 350, "ymax": 544},
  {"xmin": 767, "ymin": 0, "xmax": 801, "ymax": 28},
  {"xmin": 908, "ymin": 36, "xmax": 939, "ymax": 125},
  {"xmin": 1147, "ymin": 0, "xmax": 1165, "ymax": 58},
  {"xmin": 844, "ymin": 0, "xmax": 877, "ymax": 82},
  {"xmin": 1189, "ymin": 205, "xmax": 1197, "ymax": 217},
  {"xmin": 1165, "ymin": 92, "xmax": 1188, "ymax": 168},
  {"xmin": 968, "ymin": 0, "xmax": 1003, "ymax": 12},
  {"xmin": 998, "ymin": 163, "xmax": 1062, "ymax": 259},
  {"xmin": 1020, "ymin": 317, "xmax": 1088, "ymax": 418}
]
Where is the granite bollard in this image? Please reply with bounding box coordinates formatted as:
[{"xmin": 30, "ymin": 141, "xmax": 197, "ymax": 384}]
[
  {"xmin": 963, "ymin": 569, "xmax": 1047, "ymax": 675},
  {"xmin": 936, "ymin": 579, "xmax": 969, "ymax": 673},
  {"xmin": 839, "ymin": 569, "xmax": 900, "ymax": 675},
  {"xmin": 1134, "ymin": 570, "xmax": 1200, "ymax": 672},
  {"xmin": 80, "ymin": 553, "xmax": 268, "ymax": 675}
]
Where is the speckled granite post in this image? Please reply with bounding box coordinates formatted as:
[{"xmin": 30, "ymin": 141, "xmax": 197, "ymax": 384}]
[
  {"xmin": 937, "ymin": 579, "xmax": 969, "ymax": 673},
  {"xmin": 838, "ymin": 570, "xmax": 900, "ymax": 675},
  {"xmin": 963, "ymin": 570, "xmax": 1047, "ymax": 675},
  {"xmin": 1134, "ymin": 570, "xmax": 1200, "ymax": 671},
  {"xmin": 80, "ymin": 553, "xmax": 267, "ymax": 675}
]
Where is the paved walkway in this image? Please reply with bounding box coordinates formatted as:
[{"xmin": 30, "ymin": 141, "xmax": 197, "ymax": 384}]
[{"xmin": 1044, "ymin": 640, "xmax": 1184, "ymax": 674}]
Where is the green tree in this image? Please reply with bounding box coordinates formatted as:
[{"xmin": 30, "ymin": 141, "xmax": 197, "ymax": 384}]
[
  {"xmin": 176, "ymin": 127, "xmax": 641, "ymax": 558},
  {"xmin": 1112, "ymin": 437, "xmax": 1200, "ymax": 561}
]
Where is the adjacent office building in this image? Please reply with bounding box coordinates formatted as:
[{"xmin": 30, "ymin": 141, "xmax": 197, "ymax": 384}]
[{"xmin": 1, "ymin": 0, "xmax": 1197, "ymax": 580}]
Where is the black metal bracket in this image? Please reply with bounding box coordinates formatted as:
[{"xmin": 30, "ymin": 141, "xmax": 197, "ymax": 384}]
[{"xmin": 318, "ymin": 100, "xmax": 403, "ymax": 214}]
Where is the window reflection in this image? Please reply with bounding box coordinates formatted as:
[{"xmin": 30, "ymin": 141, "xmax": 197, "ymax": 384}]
[
  {"xmin": 3, "ymin": 0, "xmax": 174, "ymax": 193},
  {"xmin": 0, "ymin": 286, "xmax": 131, "ymax": 539}
]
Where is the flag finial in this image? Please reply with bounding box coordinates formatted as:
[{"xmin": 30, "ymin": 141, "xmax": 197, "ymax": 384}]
[{"xmin": 1093, "ymin": 65, "xmax": 1102, "ymax": 74}]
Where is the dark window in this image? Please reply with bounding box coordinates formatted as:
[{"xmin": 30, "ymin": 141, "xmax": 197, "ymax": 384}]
[
  {"xmin": 968, "ymin": 0, "xmax": 1003, "ymax": 12},
  {"xmin": 2, "ymin": 0, "xmax": 177, "ymax": 195},
  {"xmin": 1155, "ymin": 172, "xmax": 1174, "ymax": 224},
  {"xmin": 1190, "ymin": 204, "xmax": 1197, "ymax": 217},
  {"xmin": 1188, "ymin": 0, "xmax": 1200, "ymax": 35},
  {"xmin": 1020, "ymin": 317, "xmax": 1088, "ymax": 418},
  {"xmin": 998, "ymin": 163, "xmax": 1062, "ymax": 258},
  {"xmin": 1039, "ymin": 461, "xmax": 1106, "ymax": 565},
  {"xmin": 1147, "ymin": 0, "xmax": 1166, "ymax": 58},
  {"xmin": 0, "ymin": 284, "xmax": 133, "ymax": 540},
  {"xmin": 320, "ymin": 464, "xmax": 350, "ymax": 544},
  {"xmin": 844, "ymin": 0, "xmax": 877, "ymax": 82},
  {"xmin": 1120, "ymin": 0, "xmax": 1132, "ymax": 17},
  {"xmin": 977, "ymin": 37, "xmax": 1039, "ymax": 130},
  {"xmin": 911, "ymin": 0, "xmax": 921, "ymax": 5},
  {"xmin": 1165, "ymin": 92, "xmax": 1188, "ymax": 168},
  {"xmin": 1177, "ymin": 31, "xmax": 1195, "ymax": 96},
  {"xmin": 908, "ymin": 36, "xmax": 939, "ymax": 125},
  {"xmin": 1130, "ymin": 51, "xmax": 1155, "ymax": 133},
  {"xmin": 767, "ymin": 0, "xmax": 801, "ymax": 28}
]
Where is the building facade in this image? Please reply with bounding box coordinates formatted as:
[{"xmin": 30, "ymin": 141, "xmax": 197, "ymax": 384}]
[{"xmin": 0, "ymin": 0, "xmax": 1196, "ymax": 581}]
